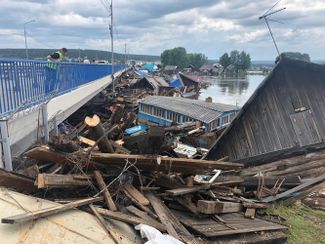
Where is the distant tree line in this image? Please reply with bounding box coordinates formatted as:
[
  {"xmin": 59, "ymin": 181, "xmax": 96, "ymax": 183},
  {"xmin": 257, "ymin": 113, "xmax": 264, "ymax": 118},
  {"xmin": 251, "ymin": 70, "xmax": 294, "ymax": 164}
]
[
  {"xmin": 219, "ymin": 50, "xmax": 251, "ymax": 71},
  {"xmin": 161, "ymin": 47, "xmax": 208, "ymax": 70},
  {"xmin": 0, "ymin": 49, "xmax": 160, "ymax": 63}
]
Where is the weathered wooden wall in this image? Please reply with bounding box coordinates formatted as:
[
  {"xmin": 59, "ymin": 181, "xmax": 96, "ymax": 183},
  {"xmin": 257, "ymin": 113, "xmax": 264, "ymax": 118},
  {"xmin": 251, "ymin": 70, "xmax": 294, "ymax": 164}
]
[{"xmin": 206, "ymin": 58, "xmax": 325, "ymax": 163}]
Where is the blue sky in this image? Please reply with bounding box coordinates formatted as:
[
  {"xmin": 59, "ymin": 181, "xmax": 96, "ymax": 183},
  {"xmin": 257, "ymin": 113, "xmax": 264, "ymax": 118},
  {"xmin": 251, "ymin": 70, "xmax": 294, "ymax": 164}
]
[{"xmin": 0, "ymin": 0, "xmax": 324, "ymax": 60}]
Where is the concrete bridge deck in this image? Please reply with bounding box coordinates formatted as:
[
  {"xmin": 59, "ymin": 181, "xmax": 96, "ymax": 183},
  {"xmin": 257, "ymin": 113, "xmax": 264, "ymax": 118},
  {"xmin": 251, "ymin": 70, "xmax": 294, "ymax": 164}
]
[{"xmin": 0, "ymin": 58, "xmax": 126, "ymax": 170}]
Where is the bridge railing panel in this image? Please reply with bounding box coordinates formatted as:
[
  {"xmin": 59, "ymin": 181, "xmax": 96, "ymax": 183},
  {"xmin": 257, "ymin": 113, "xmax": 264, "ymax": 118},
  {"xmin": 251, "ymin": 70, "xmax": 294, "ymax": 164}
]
[{"xmin": 0, "ymin": 59, "xmax": 126, "ymax": 116}]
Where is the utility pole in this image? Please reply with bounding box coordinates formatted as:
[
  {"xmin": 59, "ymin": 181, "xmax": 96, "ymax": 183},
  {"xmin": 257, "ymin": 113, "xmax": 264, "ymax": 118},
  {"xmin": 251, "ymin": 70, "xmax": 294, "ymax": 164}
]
[
  {"xmin": 124, "ymin": 42, "xmax": 126, "ymax": 64},
  {"xmin": 110, "ymin": 0, "xmax": 115, "ymax": 93},
  {"xmin": 23, "ymin": 20, "xmax": 36, "ymax": 59}
]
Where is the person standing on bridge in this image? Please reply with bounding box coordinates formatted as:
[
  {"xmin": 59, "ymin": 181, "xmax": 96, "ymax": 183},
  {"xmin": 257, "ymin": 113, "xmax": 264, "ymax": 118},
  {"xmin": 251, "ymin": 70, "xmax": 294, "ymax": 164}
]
[
  {"xmin": 47, "ymin": 48, "xmax": 68, "ymax": 62},
  {"xmin": 45, "ymin": 48, "xmax": 68, "ymax": 95}
]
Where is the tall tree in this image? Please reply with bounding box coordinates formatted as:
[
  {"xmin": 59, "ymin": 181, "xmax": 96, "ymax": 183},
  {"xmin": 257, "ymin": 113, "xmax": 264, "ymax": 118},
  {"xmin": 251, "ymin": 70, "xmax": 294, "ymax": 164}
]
[
  {"xmin": 188, "ymin": 53, "xmax": 208, "ymax": 70},
  {"xmin": 219, "ymin": 50, "xmax": 251, "ymax": 71},
  {"xmin": 161, "ymin": 47, "xmax": 189, "ymax": 68},
  {"xmin": 219, "ymin": 53, "xmax": 231, "ymax": 68}
]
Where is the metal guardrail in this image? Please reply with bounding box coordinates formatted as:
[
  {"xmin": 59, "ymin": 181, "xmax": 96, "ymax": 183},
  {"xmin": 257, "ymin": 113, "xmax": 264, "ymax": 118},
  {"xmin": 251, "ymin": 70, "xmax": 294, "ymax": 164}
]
[{"xmin": 0, "ymin": 58, "xmax": 126, "ymax": 116}]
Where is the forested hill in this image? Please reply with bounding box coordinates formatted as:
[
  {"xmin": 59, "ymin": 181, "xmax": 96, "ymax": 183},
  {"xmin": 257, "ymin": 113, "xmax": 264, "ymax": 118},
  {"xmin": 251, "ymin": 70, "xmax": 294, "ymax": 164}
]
[{"xmin": 0, "ymin": 49, "xmax": 160, "ymax": 62}]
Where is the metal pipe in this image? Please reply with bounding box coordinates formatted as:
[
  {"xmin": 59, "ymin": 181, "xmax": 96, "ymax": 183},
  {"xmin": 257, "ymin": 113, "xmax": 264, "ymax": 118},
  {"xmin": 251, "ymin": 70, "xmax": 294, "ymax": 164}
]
[{"xmin": 110, "ymin": 0, "xmax": 115, "ymax": 92}]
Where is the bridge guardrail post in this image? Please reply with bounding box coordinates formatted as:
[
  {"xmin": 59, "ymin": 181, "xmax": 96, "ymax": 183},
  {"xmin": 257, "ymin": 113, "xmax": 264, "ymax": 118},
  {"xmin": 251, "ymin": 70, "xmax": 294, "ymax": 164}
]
[
  {"xmin": 0, "ymin": 119, "xmax": 13, "ymax": 171},
  {"xmin": 42, "ymin": 104, "xmax": 49, "ymax": 143}
]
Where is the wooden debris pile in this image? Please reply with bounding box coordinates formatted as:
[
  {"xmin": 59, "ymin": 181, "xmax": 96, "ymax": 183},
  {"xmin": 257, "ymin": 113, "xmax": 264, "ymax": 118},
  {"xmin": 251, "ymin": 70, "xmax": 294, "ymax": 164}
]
[{"xmin": 1, "ymin": 100, "xmax": 324, "ymax": 243}]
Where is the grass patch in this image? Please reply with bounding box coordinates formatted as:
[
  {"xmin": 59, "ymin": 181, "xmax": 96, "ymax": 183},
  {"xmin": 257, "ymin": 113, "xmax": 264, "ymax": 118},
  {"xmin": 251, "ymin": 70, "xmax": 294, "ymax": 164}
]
[{"xmin": 267, "ymin": 203, "xmax": 325, "ymax": 244}]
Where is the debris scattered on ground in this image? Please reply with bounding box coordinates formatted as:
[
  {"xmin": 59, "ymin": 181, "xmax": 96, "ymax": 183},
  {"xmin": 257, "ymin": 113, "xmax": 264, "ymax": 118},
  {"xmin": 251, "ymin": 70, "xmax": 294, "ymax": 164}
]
[{"xmin": 1, "ymin": 67, "xmax": 324, "ymax": 243}]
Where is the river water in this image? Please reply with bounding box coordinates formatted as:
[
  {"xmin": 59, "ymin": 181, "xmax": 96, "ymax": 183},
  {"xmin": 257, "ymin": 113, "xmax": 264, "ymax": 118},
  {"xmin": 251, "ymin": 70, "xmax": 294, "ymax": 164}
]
[{"xmin": 198, "ymin": 75, "xmax": 266, "ymax": 107}]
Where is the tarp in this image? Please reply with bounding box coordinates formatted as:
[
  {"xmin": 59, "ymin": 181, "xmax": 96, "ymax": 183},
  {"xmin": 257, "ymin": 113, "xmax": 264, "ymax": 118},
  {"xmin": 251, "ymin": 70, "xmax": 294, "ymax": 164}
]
[
  {"xmin": 143, "ymin": 63, "xmax": 158, "ymax": 72},
  {"xmin": 134, "ymin": 70, "xmax": 149, "ymax": 76},
  {"xmin": 170, "ymin": 79, "xmax": 182, "ymax": 88}
]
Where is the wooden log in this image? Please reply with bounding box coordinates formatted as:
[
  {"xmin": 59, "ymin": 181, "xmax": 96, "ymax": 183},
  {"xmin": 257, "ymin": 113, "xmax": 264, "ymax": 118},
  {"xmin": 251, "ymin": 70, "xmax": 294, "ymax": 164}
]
[
  {"xmin": 91, "ymin": 153, "xmax": 243, "ymax": 174},
  {"xmin": 197, "ymin": 200, "xmax": 242, "ymax": 214},
  {"xmin": 94, "ymin": 171, "xmax": 117, "ymax": 211},
  {"xmin": 89, "ymin": 205, "xmax": 122, "ymax": 244},
  {"xmin": 26, "ymin": 147, "xmax": 243, "ymax": 174},
  {"xmin": 93, "ymin": 207, "xmax": 167, "ymax": 232},
  {"xmin": 37, "ymin": 173, "xmax": 90, "ymax": 189},
  {"xmin": 123, "ymin": 184, "xmax": 149, "ymax": 206},
  {"xmin": 2, "ymin": 197, "xmax": 102, "ymax": 224},
  {"xmin": 262, "ymin": 173, "xmax": 325, "ymax": 203},
  {"xmin": 84, "ymin": 114, "xmax": 114, "ymax": 153}
]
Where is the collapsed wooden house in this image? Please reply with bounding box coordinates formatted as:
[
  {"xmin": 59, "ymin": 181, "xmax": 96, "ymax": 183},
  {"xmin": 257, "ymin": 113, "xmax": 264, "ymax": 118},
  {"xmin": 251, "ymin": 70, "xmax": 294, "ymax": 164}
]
[
  {"xmin": 130, "ymin": 76, "xmax": 169, "ymax": 95},
  {"xmin": 138, "ymin": 95, "xmax": 239, "ymax": 131},
  {"xmin": 205, "ymin": 57, "xmax": 325, "ymax": 164}
]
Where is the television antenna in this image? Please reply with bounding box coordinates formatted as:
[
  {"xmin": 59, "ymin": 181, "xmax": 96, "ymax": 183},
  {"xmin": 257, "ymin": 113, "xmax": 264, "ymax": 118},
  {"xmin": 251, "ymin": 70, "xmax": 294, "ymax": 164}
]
[{"xmin": 259, "ymin": 0, "xmax": 286, "ymax": 55}]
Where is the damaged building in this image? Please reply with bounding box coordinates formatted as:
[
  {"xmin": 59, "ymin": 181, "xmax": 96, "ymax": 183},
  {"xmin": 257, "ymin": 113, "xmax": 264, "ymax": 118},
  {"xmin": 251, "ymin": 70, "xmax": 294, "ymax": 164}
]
[
  {"xmin": 205, "ymin": 57, "xmax": 325, "ymax": 164},
  {"xmin": 130, "ymin": 76, "xmax": 169, "ymax": 95},
  {"xmin": 138, "ymin": 95, "xmax": 239, "ymax": 131}
]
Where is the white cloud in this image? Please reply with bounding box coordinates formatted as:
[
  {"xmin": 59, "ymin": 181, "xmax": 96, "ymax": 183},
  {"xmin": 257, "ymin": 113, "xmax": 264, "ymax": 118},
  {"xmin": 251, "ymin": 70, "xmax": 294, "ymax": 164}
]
[
  {"xmin": 228, "ymin": 29, "xmax": 268, "ymax": 43},
  {"xmin": 0, "ymin": 0, "xmax": 324, "ymax": 60}
]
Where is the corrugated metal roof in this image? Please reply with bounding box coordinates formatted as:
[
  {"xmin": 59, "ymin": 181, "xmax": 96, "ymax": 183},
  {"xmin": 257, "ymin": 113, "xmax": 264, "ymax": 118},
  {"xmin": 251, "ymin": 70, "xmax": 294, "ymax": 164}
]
[{"xmin": 139, "ymin": 96, "xmax": 238, "ymax": 123}]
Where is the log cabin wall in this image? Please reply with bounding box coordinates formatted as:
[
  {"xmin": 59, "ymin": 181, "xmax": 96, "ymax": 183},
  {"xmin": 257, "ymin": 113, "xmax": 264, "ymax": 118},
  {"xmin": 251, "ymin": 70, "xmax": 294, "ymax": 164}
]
[{"xmin": 205, "ymin": 58, "xmax": 325, "ymax": 164}]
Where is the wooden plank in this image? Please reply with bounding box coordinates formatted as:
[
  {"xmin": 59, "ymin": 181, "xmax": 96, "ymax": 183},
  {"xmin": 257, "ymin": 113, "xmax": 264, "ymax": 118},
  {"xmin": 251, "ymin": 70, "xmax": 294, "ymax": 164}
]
[
  {"xmin": 78, "ymin": 136, "xmax": 96, "ymax": 147},
  {"xmin": 175, "ymin": 196, "xmax": 198, "ymax": 215},
  {"xmin": 93, "ymin": 207, "xmax": 167, "ymax": 232},
  {"xmin": 197, "ymin": 200, "xmax": 242, "ymax": 214},
  {"xmin": 242, "ymin": 201, "xmax": 270, "ymax": 209},
  {"xmin": 262, "ymin": 173, "xmax": 325, "ymax": 203},
  {"xmin": 37, "ymin": 173, "xmax": 90, "ymax": 189},
  {"xmin": 177, "ymin": 212, "xmax": 287, "ymax": 238},
  {"xmin": 94, "ymin": 171, "xmax": 117, "ymax": 211},
  {"xmin": 165, "ymin": 179, "xmax": 245, "ymax": 197},
  {"xmin": 165, "ymin": 185, "xmax": 210, "ymax": 196},
  {"xmin": 146, "ymin": 193, "xmax": 195, "ymax": 243},
  {"xmin": 123, "ymin": 184, "xmax": 149, "ymax": 206},
  {"xmin": 25, "ymin": 146, "xmax": 68, "ymax": 165},
  {"xmin": 1, "ymin": 197, "xmax": 102, "ymax": 224},
  {"xmin": 125, "ymin": 205, "xmax": 155, "ymax": 222},
  {"xmin": 122, "ymin": 190, "xmax": 158, "ymax": 219},
  {"xmin": 283, "ymin": 181, "xmax": 325, "ymax": 205},
  {"xmin": 0, "ymin": 168, "xmax": 36, "ymax": 194},
  {"xmin": 145, "ymin": 193, "xmax": 179, "ymax": 239},
  {"xmin": 89, "ymin": 205, "xmax": 122, "ymax": 244}
]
